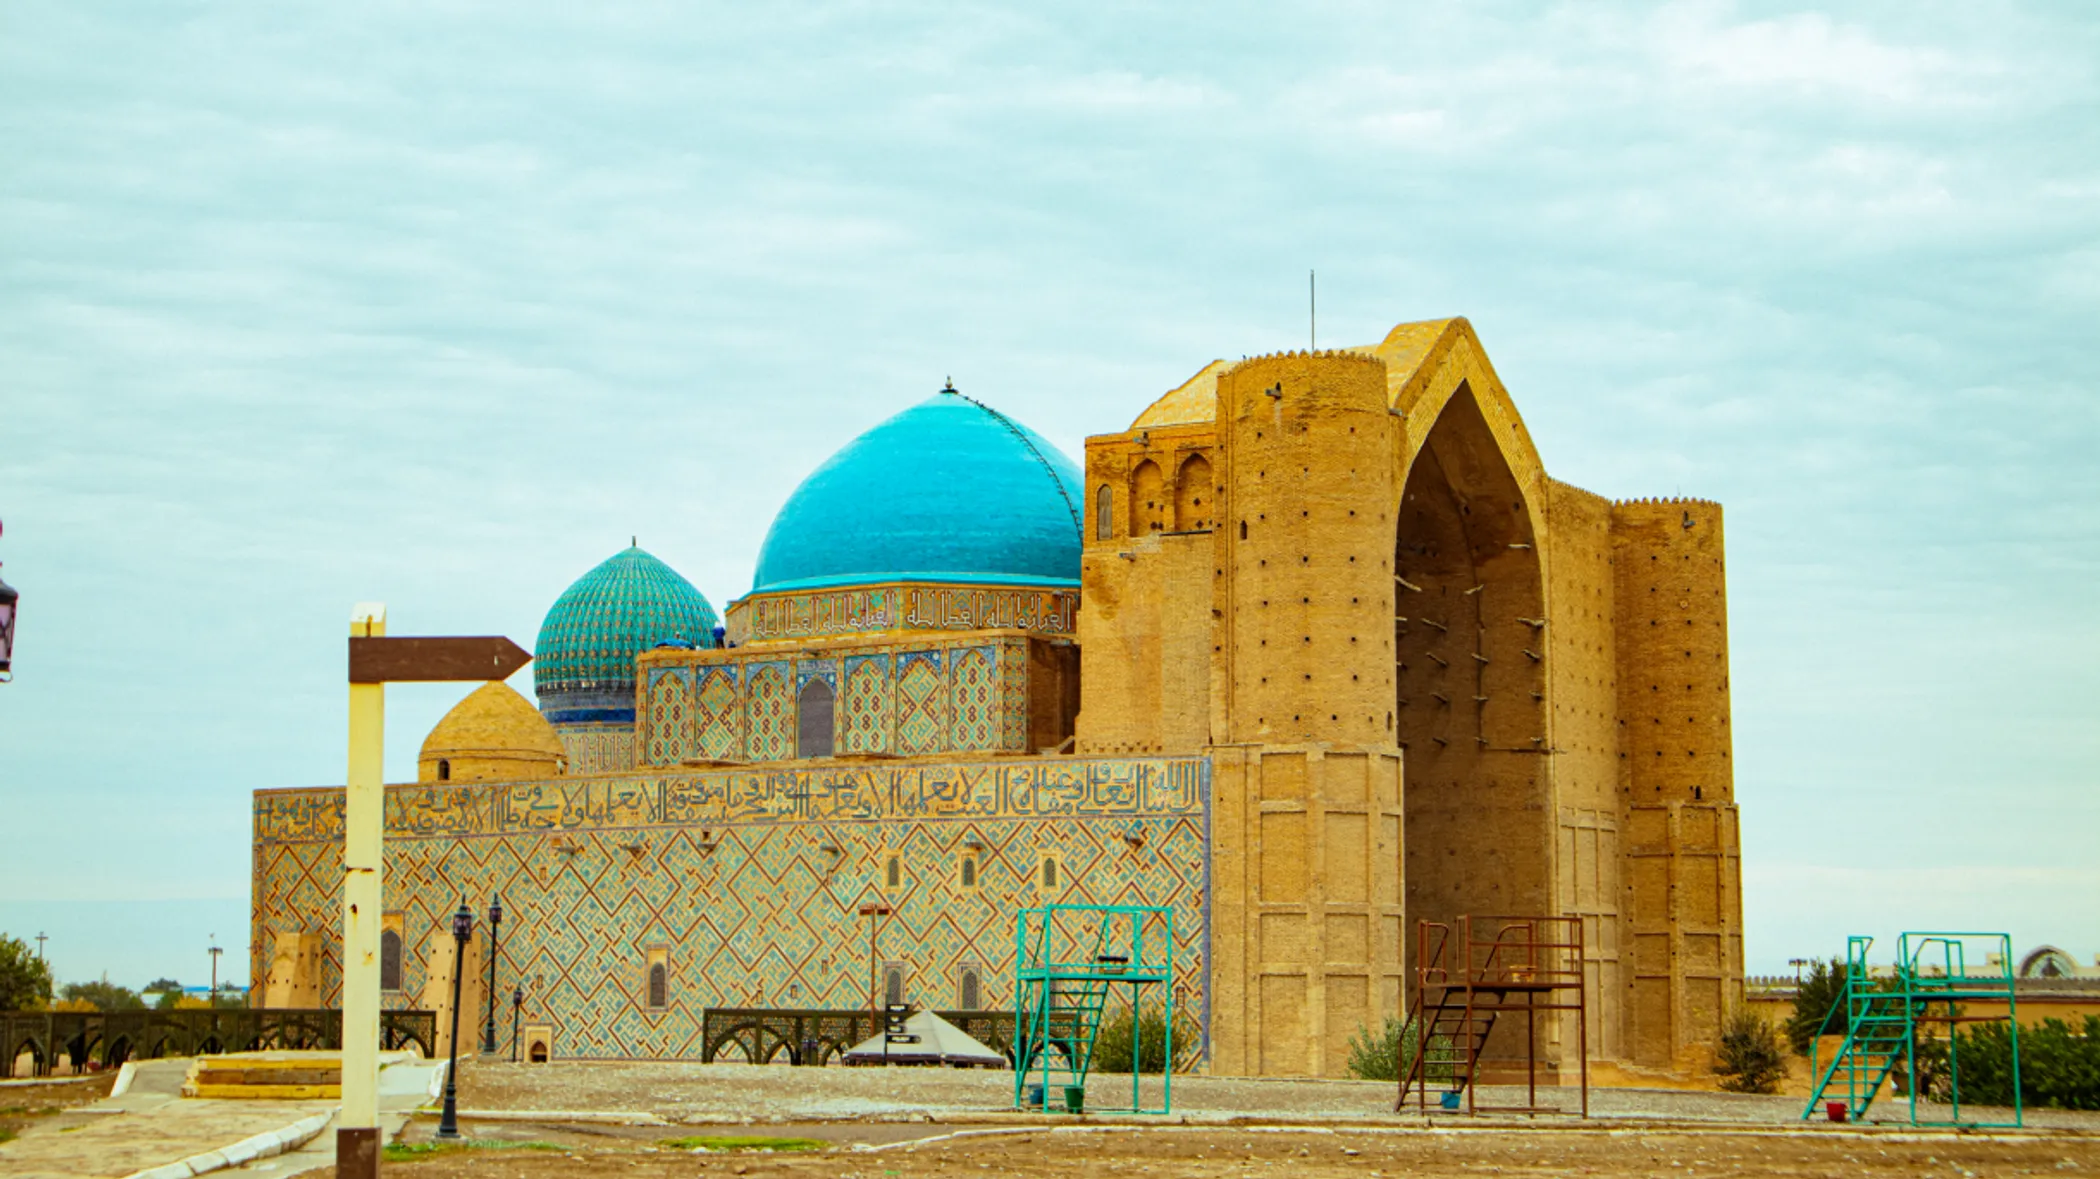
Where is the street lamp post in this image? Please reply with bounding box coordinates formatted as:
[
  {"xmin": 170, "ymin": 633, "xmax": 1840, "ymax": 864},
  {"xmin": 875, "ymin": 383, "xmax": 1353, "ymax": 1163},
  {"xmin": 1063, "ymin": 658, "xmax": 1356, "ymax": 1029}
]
[
  {"xmin": 481, "ymin": 896, "xmax": 503, "ymax": 1055},
  {"xmin": 436, "ymin": 900, "xmax": 473, "ymax": 1141},
  {"xmin": 208, "ymin": 938, "xmax": 223, "ymax": 1006},
  {"xmin": 510, "ymin": 986, "xmax": 524, "ymax": 1063},
  {"xmin": 856, "ymin": 902, "xmax": 892, "ymax": 1037}
]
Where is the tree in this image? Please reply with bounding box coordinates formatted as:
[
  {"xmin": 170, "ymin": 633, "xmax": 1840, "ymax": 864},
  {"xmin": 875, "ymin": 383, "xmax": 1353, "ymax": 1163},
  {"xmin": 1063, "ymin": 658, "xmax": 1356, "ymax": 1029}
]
[
  {"xmin": 1786, "ymin": 956, "xmax": 1848, "ymax": 1054},
  {"xmin": 0, "ymin": 934, "xmax": 54, "ymax": 1011},
  {"xmin": 59, "ymin": 976, "xmax": 144, "ymax": 1012},
  {"xmin": 1714, "ymin": 1010, "xmax": 1788, "ymax": 1094},
  {"xmin": 144, "ymin": 977, "xmax": 181, "ymax": 993}
]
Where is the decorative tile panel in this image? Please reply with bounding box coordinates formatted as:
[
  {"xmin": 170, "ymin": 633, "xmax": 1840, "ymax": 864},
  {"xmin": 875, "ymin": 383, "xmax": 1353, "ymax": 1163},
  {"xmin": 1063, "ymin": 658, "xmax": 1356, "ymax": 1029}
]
[{"xmin": 252, "ymin": 756, "xmax": 1210, "ymax": 1062}]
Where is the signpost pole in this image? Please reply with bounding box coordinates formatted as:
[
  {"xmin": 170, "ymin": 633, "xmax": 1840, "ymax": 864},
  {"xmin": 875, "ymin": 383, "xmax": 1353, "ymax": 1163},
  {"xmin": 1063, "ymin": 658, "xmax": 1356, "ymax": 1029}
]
[{"xmin": 339, "ymin": 604, "xmax": 387, "ymax": 1177}]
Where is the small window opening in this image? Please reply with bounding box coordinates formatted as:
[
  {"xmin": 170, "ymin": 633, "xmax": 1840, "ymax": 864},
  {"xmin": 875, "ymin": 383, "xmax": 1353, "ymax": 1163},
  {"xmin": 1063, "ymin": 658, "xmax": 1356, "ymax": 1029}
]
[
  {"xmin": 884, "ymin": 968, "xmax": 904, "ymax": 1007},
  {"xmin": 960, "ymin": 968, "xmax": 981, "ymax": 1011},
  {"xmin": 647, "ymin": 962, "xmax": 667, "ymax": 1009},
  {"xmin": 960, "ymin": 856, "xmax": 977, "ymax": 888},
  {"xmin": 1040, "ymin": 854, "xmax": 1059, "ymax": 889},
  {"xmin": 379, "ymin": 929, "xmax": 402, "ymax": 992},
  {"xmin": 1096, "ymin": 486, "xmax": 1113, "ymax": 540},
  {"xmin": 885, "ymin": 854, "xmax": 901, "ymax": 889},
  {"xmin": 436, "ymin": 759, "xmax": 450, "ymax": 781}
]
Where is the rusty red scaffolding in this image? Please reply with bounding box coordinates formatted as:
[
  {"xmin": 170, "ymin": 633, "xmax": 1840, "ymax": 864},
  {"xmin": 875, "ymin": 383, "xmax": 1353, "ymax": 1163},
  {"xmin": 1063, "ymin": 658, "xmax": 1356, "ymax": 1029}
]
[{"xmin": 1396, "ymin": 914, "xmax": 1589, "ymax": 1117}]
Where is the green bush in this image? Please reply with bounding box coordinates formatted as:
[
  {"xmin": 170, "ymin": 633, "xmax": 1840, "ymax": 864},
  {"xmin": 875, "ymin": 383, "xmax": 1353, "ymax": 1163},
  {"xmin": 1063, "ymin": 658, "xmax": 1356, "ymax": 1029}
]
[
  {"xmin": 1345, "ymin": 1017, "xmax": 1455, "ymax": 1085},
  {"xmin": 1089, "ymin": 1005, "xmax": 1201, "ymax": 1074},
  {"xmin": 58, "ymin": 977, "xmax": 143, "ymax": 1012},
  {"xmin": 1714, "ymin": 1011, "xmax": 1788, "ymax": 1094},
  {"xmin": 1911, "ymin": 1016, "xmax": 2100, "ymax": 1111},
  {"xmin": 1786, "ymin": 957, "xmax": 1847, "ymax": 1054}
]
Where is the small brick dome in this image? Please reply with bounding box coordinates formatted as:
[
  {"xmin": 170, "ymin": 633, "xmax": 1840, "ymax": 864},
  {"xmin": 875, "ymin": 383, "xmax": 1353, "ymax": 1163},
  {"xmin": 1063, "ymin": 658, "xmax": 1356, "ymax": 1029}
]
[{"xmin": 419, "ymin": 682, "xmax": 566, "ymax": 782}]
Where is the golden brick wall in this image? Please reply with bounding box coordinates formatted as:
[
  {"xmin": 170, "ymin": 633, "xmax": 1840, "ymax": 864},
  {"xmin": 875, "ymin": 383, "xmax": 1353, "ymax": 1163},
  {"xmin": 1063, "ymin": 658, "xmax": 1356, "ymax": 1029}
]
[
  {"xmin": 1544, "ymin": 478, "xmax": 1625, "ymax": 1062},
  {"xmin": 1612, "ymin": 498, "xmax": 1743, "ymax": 1069},
  {"xmin": 1214, "ymin": 351, "xmax": 1398, "ymax": 748},
  {"xmin": 1208, "ymin": 744, "xmax": 1405, "ymax": 1077}
]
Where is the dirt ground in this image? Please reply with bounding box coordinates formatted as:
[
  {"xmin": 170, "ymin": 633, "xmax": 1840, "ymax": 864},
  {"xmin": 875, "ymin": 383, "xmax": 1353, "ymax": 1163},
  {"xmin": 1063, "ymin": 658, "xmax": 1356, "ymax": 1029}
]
[
  {"xmin": 0, "ymin": 1073, "xmax": 115, "ymax": 1144},
  {"xmin": 445, "ymin": 1057, "xmax": 2100, "ymax": 1131},
  {"xmin": 365, "ymin": 1121, "xmax": 2100, "ymax": 1179}
]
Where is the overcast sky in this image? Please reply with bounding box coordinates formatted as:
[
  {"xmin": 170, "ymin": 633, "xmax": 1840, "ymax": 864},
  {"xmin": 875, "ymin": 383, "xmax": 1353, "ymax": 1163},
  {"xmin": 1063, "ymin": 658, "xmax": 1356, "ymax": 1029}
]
[{"xmin": 2, "ymin": 2, "xmax": 2095, "ymax": 989}]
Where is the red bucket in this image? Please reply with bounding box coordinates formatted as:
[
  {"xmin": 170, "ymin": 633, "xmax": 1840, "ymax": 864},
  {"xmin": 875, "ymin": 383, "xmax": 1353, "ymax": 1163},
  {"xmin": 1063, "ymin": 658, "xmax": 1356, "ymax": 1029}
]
[{"xmin": 1826, "ymin": 1101, "xmax": 1848, "ymax": 1123}]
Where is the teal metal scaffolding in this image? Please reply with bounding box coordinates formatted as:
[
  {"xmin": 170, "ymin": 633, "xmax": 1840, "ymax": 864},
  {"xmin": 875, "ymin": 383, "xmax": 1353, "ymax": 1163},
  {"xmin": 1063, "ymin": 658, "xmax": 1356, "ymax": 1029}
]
[
  {"xmin": 1012, "ymin": 904, "xmax": 1174, "ymax": 1115},
  {"xmin": 1803, "ymin": 931, "xmax": 2022, "ymax": 1127}
]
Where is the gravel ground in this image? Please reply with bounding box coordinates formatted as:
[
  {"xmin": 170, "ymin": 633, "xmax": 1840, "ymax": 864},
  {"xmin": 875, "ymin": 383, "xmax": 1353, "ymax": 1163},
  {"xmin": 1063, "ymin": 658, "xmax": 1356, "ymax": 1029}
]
[
  {"xmin": 448, "ymin": 1058, "xmax": 2100, "ymax": 1131},
  {"xmin": 366, "ymin": 1121, "xmax": 2100, "ymax": 1179}
]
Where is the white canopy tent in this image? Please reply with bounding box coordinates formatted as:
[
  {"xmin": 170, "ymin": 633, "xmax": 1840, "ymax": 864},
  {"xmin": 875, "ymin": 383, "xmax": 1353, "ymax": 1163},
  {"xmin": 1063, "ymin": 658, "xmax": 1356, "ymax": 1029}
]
[{"xmin": 840, "ymin": 1010, "xmax": 1006, "ymax": 1068}]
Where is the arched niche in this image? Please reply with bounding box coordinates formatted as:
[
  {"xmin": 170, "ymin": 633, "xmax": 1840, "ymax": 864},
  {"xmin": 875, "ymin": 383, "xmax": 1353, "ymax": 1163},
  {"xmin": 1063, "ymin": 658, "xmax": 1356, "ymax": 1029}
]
[
  {"xmin": 1129, "ymin": 459, "xmax": 1164, "ymax": 535},
  {"xmin": 1175, "ymin": 453, "xmax": 1213, "ymax": 530},
  {"xmin": 1395, "ymin": 382, "xmax": 1551, "ymax": 974}
]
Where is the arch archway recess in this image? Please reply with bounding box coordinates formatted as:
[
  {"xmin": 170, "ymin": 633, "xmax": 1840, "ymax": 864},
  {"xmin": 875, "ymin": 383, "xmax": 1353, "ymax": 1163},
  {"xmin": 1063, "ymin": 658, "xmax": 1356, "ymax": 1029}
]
[{"xmin": 1396, "ymin": 381, "xmax": 1551, "ymax": 986}]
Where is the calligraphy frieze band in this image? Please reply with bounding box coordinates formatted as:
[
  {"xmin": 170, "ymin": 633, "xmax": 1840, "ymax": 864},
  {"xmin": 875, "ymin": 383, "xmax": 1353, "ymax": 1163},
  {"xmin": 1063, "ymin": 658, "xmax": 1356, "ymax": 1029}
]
[{"xmin": 255, "ymin": 755, "xmax": 1207, "ymax": 845}]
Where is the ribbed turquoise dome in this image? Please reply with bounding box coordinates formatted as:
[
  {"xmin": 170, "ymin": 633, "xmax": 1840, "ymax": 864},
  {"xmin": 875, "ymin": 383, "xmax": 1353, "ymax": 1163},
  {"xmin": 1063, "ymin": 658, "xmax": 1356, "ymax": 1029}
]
[
  {"xmin": 752, "ymin": 387, "xmax": 1083, "ymax": 592},
  {"xmin": 535, "ymin": 546, "xmax": 718, "ymax": 724}
]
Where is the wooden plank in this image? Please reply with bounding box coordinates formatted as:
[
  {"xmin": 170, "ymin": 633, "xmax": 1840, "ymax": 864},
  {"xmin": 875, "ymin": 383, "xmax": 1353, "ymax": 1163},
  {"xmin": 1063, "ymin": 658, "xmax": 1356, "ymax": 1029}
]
[{"xmin": 348, "ymin": 636, "xmax": 530, "ymax": 683}]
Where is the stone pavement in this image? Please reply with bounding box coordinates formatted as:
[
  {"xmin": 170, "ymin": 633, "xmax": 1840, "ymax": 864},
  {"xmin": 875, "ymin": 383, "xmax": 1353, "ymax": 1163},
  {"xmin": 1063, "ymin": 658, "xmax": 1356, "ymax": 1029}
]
[{"xmin": 0, "ymin": 1057, "xmax": 443, "ymax": 1179}]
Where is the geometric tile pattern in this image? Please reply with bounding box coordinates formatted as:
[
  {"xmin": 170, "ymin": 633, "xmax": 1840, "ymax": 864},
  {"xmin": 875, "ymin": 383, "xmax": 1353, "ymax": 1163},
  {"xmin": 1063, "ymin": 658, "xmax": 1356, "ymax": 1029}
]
[
  {"xmin": 839, "ymin": 657, "xmax": 890, "ymax": 755},
  {"xmin": 647, "ymin": 635, "xmax": 1048, "ymax": 766},
  {"xmin": 745, "ymin": 665, "xmax": 791, "ymax": 762},
  {"xmin": 896, "ymin": 657, "xmax": 946, "ymax": 756},
  {"xmin": 694, "ymin": 670, "xmax": 739, "ymax": 762},
  {"xmin": 252, "ymin": 755, "xmax": 1210, "ymax": 1063},
  {"xmin": 644, "ymin": 670, "xmax": 691, "ymax": 766},
  {"xmin": 554, "ymin": 724, "xmax": 637, "ymax": 775},
  {"xmin": 950, "ymin": 647, "xmax": 995, "ymax": 750},
  {"xmin": 730, "ymin": 581, "xmax": 1079, "ymax": 644}
]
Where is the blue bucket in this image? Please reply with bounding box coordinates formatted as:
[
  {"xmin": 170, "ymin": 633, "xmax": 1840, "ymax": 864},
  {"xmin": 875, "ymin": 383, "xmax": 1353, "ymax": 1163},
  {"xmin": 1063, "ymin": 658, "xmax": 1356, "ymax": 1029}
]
[{"xmin": 1439, "ymin": 1090, "xmax": 1462, "ymax": 1111}]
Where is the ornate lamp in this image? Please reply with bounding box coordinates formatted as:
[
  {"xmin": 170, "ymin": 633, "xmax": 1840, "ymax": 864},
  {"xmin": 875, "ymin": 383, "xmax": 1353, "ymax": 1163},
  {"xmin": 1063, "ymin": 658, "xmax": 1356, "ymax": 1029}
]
[
  {"xmin": 510, "ymin": 985, "xmax": 525, "ymax": 1063},
  {"xmin": 436, "ymin": 899, "xmax": 474, "ymax": 1141},
  {"xmin": 481, "ymin": 895, "xmax": 504, "ymax": 1054}
]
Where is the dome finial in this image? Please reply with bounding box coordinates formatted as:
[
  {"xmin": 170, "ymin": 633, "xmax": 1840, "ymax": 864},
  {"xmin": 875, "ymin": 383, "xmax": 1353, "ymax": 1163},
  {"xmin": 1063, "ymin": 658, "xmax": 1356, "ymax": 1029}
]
[
  {"xmin": 631, "ymin": 535, "xmax": 637, "ymax": 548},
  {"xmin": 943, "ymin": 376, "xmax": 956, "ymax": 393}
]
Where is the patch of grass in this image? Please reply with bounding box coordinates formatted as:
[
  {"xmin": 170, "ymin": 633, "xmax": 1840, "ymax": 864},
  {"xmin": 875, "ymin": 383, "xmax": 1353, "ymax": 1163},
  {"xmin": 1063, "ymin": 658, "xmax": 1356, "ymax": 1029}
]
[
  {"xmin": 658, "ymin": 1136, "xmax": 826, "ymax": 1153},
  {"xmin": 0, "ymin": 1127, "xmax": 16, "ymax": 1145},
  {"xmin": 383, "ymin": 1140, "xmax": 563, "ymax": 1162}
]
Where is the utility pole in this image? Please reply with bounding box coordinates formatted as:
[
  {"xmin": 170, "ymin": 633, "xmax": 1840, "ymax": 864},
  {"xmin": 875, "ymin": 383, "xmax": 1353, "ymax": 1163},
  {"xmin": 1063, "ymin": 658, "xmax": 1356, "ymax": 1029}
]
[
  {"xmin": 35, "ymin": 932, "xmax": 46, "ymax": 961},
  {"xmin": 209, "ymin": 937, "xmax": 223, "ymax": 1003}
]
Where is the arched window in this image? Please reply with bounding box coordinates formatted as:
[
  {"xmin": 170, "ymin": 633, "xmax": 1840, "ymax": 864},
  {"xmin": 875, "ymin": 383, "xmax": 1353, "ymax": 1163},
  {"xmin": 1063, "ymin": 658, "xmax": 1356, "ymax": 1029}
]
[
  {"xmin": 960, "ymin": 968, "xmax": 981, "ymax": 1011},
  {"xmin": 885, "ymin": 854, "xmax": 902, "ymax": 890},
  {"xmin": 379, "ymin": 929, "xmax": 402, "ymax": 992},
  {"xmin": 1130, "ymin": 460, "xmax": 1164, "ymax": 535},
  {"xmin": 648, "ymin": 962, "xmax": 668, "ymax": 1009},
  {"xmin": 959, "ymin": 856, "xmax": 977, "ymax": 889},
  {"xmin": 1176, "ymin": 453, "xmax": 1214, "ymax": 530},
  {"xmin": 1039, "ymin": 853, "xmax": 1060, "ymax": 890},
  {"xmin": 796, "ymin": 677, "xmax": 835, "ymax": 759},
  {"xmin": 884, "ymin": 968, "xmax": 903, "ymax": 1008},
  {"xmin": 436, "ymin": 759, "xmax": 450, "ymax": 781},
  {"xmin": 1096, "ymin": 486, "xmax": 1113, "ymax": 540}
]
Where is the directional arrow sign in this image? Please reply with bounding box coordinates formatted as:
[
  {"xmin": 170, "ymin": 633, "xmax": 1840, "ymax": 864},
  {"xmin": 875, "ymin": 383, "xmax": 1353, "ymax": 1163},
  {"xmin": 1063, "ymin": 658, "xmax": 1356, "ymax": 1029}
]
[{"xmin": 348, "ymin": 636, "xmax": 531, "ymax": 683}]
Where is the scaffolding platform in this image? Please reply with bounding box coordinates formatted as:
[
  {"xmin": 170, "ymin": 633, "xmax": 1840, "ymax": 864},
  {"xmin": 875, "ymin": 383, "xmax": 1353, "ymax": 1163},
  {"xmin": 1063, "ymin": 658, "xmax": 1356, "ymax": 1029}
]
[
  {"xmin": 1803, "ymin": 931, "xmax": 2022, "ymax": 1127},
  {"xmin": 1012, "ymin": 904, "xmax": 1175, "ymax": 1115},
  {"xmin": 1396, "ymin": 914, "xmax": 1588, "ymax": 1117}
]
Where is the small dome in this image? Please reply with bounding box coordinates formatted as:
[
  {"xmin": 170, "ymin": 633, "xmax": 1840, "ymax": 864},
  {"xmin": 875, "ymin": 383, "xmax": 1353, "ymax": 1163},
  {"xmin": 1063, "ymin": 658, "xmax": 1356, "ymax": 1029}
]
[
  {"xmin": 751, "ymin": 386, "xmax": 1083, "ymax": 592},
  {"xmin": 535, "ymin": 545, "xmax": 719, "ymax": 724},
  {"xmin": 420, "ymin": 682, "xmax": 566, "ymax": 783}
]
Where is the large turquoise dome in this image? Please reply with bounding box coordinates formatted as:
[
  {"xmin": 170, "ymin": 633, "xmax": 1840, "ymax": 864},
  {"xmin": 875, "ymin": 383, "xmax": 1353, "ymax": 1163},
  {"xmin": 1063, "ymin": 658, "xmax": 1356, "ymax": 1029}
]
[
  {"xmin": 752, "ymin": 386, "xmax": 1084, "ymax": 592},
  {"xmin": 535, "ymin": 545, "xmax": 718, "ymax": 724}
]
